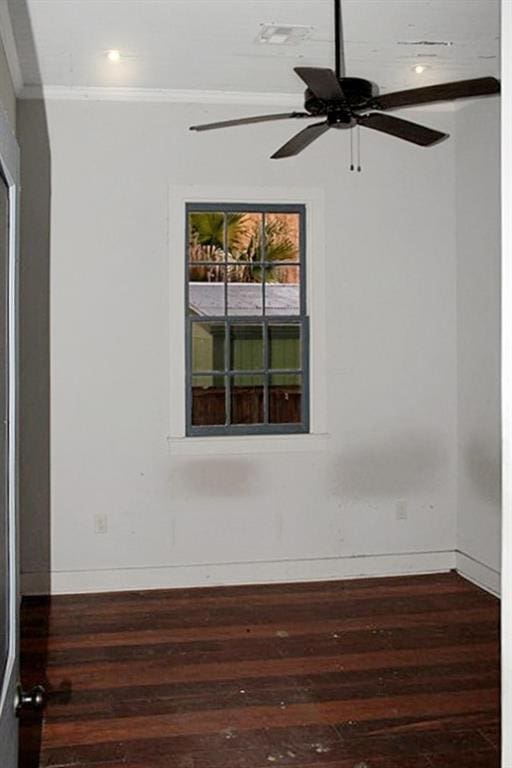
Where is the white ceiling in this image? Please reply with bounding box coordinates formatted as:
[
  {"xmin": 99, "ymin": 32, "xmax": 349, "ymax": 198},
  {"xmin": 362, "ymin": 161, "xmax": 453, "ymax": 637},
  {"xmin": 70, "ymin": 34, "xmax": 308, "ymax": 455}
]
[{"xmin": 7, "ymin": 0, "xmax": 500, "ymax": 97}]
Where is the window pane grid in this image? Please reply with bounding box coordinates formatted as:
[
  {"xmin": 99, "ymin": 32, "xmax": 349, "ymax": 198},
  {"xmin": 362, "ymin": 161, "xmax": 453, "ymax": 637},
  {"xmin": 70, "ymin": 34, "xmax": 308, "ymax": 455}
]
[
  {"xmin": 262, "ymin": 263, "xmax": 266, "ymax": 318},
  {"xmin": 190, "ymin": 315, "xmax": 302, "ymax": 322},
  {"xmin": 224, "ymin": 266, "xmax": 230, "ymax": 424},
  {"xmin": 263, "ymin": 290, "xmax": 269, "ymax": 423},
  {"xmin": 186, "ymin": 204, "xmax": 307, "ymax": 435},
  {"xmin": 191, "ymin": 261, "xmax": 300, "ymax": 267},
  {"xmin": 188, "ymin": 315, "xmax": 306, "ymax": 430},
  {"xmin": 189, "ymin": 277, "xmax": 301, "ymax": 317},
  {"xmin": 191, "ymin": 370, "xmax": 303, "ymax": 376}
]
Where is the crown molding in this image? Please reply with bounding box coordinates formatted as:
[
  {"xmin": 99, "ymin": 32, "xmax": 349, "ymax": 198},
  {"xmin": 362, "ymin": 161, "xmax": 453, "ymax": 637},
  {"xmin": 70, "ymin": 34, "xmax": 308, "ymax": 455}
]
[
  {"xmin": 0, "ymin": 0, "xmax": 23, "ymax": 94},
  {"xmin": 17, "ymin": 83, "xmax": 461, "ymax": 114},
  {"xmin": 18, "ymin": 84, "xmax": 303, "ymax": 107}
]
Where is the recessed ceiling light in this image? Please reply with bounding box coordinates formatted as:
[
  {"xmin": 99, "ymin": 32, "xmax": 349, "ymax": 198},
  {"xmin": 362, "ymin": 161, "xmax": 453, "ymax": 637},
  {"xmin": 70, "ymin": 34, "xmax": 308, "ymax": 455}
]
[
  {"xmin": 256, "ymin": 23, "xmax": 313, "ymax": 46},
  {"xmin": 107, "ymin": 50, "xmax": 121, "ymax": 63},
  {"xmin": 413, "ymin": 64, "xmax": 427, "ymax": 74}
]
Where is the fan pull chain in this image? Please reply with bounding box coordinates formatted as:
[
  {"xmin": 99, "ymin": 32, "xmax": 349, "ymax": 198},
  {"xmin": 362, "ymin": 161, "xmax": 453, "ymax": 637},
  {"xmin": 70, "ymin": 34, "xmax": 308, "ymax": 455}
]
[
  {"xmin": 349, "ymin": 128, "xmax": 354, "ymax": 172},
  {"xmin": 357, "ymin": 125, "xmax": 362, "ymax": 172}
]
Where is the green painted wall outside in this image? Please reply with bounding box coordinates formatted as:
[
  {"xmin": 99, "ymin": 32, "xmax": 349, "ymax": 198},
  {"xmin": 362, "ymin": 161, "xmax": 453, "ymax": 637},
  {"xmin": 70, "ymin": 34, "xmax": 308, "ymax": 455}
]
[{"xmin": 192, "ymin": 323, "xmax": 300, "ymax": 386}]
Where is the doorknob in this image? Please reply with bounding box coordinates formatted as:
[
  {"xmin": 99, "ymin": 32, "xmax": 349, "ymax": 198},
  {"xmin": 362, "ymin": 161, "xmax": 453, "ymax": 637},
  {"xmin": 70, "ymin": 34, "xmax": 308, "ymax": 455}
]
[{"xmin": 16, "ymin": 684, "xmax": 46, "ymax": 714}]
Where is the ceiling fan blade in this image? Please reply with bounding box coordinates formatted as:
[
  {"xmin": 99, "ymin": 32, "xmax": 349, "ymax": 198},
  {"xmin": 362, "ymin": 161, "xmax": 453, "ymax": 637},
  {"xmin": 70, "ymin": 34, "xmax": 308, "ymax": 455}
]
[
  {"xmin": 294, "ymin": 67, "xmax": 346, "ymax": 102},
  {"xmin": 357, "ymin": 113, "xmax": 448, "ymax": 146},
  {"xmin": 375, "ymin": 77, "xmax": 500, "ymax": 111},
  {"xmin": 271, "ymin": 121, "xmax": 330, "ymax": 159},
  {"xmin": 190, "ymin": 111, "xmax": 313, "ymax": 132}
]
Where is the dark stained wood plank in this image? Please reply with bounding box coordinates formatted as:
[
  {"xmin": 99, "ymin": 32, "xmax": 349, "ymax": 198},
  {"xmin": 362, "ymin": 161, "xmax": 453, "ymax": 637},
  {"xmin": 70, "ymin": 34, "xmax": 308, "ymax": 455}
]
[
  {"xmin": 37, "ymin": 659, "xmax": 498, "ymax": 725},
  {"xmin": 20, "ymin": 576, "xmax": 479, "ymax": 621},
  {"xmin": 479, "ymin": 724, "xmax": 501, "ymax": 748},
  {"xmin": 20, "ymin": 571, "xmax": 475, "ymax": 609},
  {"xmin": 24, "ymin": 641, "xmax": 498, "ymax": 694},
  {"xmin": 20, "ymin": 590, "xmax": 495, "ymax": 637},
  {"xmin": 19, "ymin": 571, "xmax": 500, "ymax": 768},
  {"xmin": 24, "ymin": 607, "xmax": 499, "ymax": 650},
  {"xmin": 426, "ymin": 750, "xmax": 500, "ymax": 767},
  {"xmin": 40, "ymin": 688, "xmax": 500, "ymax": 748}
]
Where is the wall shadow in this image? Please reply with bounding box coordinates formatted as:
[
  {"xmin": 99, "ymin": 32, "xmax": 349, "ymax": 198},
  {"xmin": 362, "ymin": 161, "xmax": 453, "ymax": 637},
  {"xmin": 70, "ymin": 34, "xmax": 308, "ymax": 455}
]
[{"xmin": 12, "ymin": 0, "xmax": 53, "ymax": 765}]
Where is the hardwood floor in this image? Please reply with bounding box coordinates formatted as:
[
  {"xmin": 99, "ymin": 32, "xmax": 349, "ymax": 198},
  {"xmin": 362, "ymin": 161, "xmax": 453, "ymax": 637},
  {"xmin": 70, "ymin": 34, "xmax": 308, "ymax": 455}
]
[{"xmin": 19, "ymin": 571, "xmax": 500, "ymax": 768}]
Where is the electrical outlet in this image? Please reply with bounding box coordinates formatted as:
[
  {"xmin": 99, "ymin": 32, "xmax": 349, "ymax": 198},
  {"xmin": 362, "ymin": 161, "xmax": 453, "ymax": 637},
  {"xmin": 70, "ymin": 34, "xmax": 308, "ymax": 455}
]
[
  {"xmin": 395, "ymin": 500, "xmax": 408, "ymax": 520},
  {"xmin": 94, "ymin": 513, "xmax": 108, "ymax": 534}
]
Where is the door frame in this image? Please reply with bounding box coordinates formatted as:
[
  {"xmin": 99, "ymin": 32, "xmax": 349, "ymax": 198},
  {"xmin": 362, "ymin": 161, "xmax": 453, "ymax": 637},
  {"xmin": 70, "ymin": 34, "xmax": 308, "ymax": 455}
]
[
  {"xmin": 502, "ymin": 0, "xmax": 512, "ymax": 762},
  {"xmin": 0, "ymin": 102, "xmax": 20, "ymax": 768}
]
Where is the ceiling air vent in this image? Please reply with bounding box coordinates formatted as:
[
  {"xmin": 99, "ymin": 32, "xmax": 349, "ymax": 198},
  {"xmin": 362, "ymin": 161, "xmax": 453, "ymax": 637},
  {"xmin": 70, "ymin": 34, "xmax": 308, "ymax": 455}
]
[{"xmin": 256, "ymin": 24, "xmax": 313, "ymax": 46}]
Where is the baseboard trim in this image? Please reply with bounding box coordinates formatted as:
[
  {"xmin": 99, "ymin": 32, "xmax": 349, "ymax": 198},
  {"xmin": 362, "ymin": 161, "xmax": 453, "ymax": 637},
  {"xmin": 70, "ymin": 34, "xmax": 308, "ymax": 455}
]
[
  {"xmin": 21, "ymin": 550, "xmax": 455, "ymax": 595},
  {"xmin": 455, "ymin": 550, "xmax": 501, "ymax": 597}
]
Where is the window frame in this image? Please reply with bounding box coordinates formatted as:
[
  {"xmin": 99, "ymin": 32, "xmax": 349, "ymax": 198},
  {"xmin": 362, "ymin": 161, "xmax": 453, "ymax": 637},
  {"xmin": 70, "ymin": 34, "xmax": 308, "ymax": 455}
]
[{"xmin": 185, "ymin": 202, "xmax": 309, "ymax": 437}]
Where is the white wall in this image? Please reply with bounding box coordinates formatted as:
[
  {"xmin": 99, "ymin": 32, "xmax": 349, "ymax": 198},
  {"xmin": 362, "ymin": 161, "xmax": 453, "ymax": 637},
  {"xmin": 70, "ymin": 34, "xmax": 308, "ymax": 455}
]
[
  {"xmin": 17, "ymin": 99, "xmax": 51, "ymax": 597},
  {"xmin": 0, "ymin": 37, "xmax": 15, "ymax": 132},
  {"xmin": 455, "ymin": 99, "xmax": 501, "ymax": 594},
  {"xmin": 19, "ymin": 97, "xmax": 459, "ymax": 594}
]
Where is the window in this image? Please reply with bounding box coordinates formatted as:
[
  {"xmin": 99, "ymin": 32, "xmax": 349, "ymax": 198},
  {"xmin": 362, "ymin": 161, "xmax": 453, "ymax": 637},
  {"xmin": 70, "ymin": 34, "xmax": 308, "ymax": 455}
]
[{"xmin": 186, "ymin": 203, "xmax": 309, "ymax": 436}]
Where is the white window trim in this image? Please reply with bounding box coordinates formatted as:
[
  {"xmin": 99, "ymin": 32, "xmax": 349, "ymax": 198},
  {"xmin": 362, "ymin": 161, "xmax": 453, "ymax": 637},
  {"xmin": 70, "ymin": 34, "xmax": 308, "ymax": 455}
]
[{"xmin": 168, "ymin": 184, "xmax": 329, "ymax": 455}]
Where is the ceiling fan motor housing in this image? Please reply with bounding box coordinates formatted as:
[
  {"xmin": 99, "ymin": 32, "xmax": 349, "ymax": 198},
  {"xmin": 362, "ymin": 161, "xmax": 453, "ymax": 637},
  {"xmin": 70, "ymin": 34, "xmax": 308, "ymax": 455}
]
[{"xmin": 304, "ymin": 76, "xmax": 375, "ymax": 116}]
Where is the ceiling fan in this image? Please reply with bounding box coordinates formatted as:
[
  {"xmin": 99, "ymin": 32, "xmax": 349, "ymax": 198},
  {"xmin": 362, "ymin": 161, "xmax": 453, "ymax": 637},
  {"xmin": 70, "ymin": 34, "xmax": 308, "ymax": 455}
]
[{"xmin": 189, "ymin": 0, "xmax": 500, "ymax": 159}]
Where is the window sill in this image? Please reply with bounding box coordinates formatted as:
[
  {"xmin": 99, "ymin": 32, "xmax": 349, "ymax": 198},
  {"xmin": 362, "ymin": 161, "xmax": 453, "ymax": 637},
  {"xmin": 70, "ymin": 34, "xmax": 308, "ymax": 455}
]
[{"xmin": 166, "ymin": 432, "xmax": 331, "ymax": 456}]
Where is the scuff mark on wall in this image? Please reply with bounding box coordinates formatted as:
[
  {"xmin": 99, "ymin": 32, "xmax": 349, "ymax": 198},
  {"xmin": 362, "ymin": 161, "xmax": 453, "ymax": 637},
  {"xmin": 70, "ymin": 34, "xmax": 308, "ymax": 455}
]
[
  {"xmin": 464, "ymin": 436, "xmax": 501, "ymax": 507},
  {"xmin": 329, "ymin": 433, "xmax": 446, "ymax": 498},
  {"xmin": 170, "ymin": 457, "xmax": 260, "ymax": 498}
]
